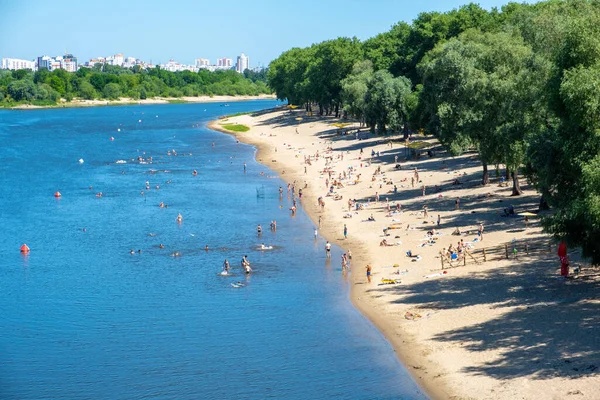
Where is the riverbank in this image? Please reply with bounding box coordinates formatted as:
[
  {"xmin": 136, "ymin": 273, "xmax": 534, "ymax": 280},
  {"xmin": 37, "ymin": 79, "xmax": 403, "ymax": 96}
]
[
  {"xmin": 209, "ymin": 108, "xmax": 600, "ymax": 400},
  {"xmin": 8, "ymin": 94, "xmax": 276, "ymax": 109}
]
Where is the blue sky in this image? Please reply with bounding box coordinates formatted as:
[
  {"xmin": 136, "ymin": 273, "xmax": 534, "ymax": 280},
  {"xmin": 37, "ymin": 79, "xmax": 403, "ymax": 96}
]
[{"xmin": 0, "ymin": 0, "xmax": 522, "ymax": 67}]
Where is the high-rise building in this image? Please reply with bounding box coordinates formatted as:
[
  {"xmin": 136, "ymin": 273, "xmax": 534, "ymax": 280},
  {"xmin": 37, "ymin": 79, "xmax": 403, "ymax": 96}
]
[
  {"xmin": 37, "ymin": 55, "xmax": 56, "ymax": 71},
  {"xmin": 217, "ymin": 58, "xmax": 232, "ymax": 68},
  {"xmin": 235, "ymin": 53, "xmax": 249, "ymax": 73},
  {"xmin": 61, "ymin": 54, "xmax": 78, "ymax": 72},
  {"xmin": 195, "ymin": 58, "xmax": 210, "ymax": 67},
  {"xmin": 1, "ymin": 57, "xmax": 35, "ymax": 70}
]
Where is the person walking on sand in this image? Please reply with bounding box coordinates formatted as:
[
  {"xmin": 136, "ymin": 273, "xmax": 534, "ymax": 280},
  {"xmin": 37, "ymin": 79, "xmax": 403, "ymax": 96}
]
[
  {"xmin": 455, "ymin": 197, "xmax": 460, "ymax": 210},
  {"xmin": 478, "ymin": 223, "xmax": 484, "ymax": 240},
  {"xmin": 437, "ymin": 214, "xmax": 441, "ymax": 227},
  {"xmin": 325, "ymin": 241, "xmax": 332, "ymax": 258},
  {"xmin": 318, "ymin": 216, "xmax": 322, "ymax": 228},
  {"xmin": 366, "ymin": 264, "xmax": 372, "ymax": 283},
  {"xmin": 422, "ymin": 185, "xmax": 426, "ymax": 196},
  {"xmin": 411, "ymin": 176, "xmax": 415, "ymax": 188},
  {"xmin": 343, "ymin": 224, "xmax": 348, "ymax": 239}
]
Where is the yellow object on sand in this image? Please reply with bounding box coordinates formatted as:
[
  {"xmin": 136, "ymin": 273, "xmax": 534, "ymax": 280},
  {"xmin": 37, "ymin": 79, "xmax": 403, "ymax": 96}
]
[{"xmin": 518, "ymin": 212, "xmax": 537, "ymax": 217}]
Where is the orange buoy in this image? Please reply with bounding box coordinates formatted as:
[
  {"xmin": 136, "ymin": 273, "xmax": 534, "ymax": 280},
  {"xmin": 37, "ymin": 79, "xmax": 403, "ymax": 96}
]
[
  {"xmin": 20, "ymin": 244, "xmax": 30, "ymax": 253},
  {"xmin": 54, "ymin": 191, "xmax": 62, "ymax": 198}
]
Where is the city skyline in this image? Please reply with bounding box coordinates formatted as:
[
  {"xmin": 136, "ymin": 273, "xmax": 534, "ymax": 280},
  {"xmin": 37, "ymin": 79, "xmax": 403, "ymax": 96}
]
[{"xmin": 0, "ymin": 0, "xmax": 525, "ymax": 68}]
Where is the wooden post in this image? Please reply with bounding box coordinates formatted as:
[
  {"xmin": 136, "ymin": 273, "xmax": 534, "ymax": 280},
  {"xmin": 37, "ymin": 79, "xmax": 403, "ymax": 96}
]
[
  {"xmin": 483, "ymin": 248, "xmax": 487, "ymax": 262},
  {"xmin": 505, "ymin": 244, "xmax": 509, "ymax": 259}
]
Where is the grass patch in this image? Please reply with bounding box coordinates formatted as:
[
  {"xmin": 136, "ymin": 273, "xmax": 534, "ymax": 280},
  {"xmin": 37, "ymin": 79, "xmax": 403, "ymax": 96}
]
[
  {"xmin": 221, "ymin": 123, "xmax": 250, "ymax": 132},
  {"xmin": 406, "ymin": 141, "xmax": 434, "ymax": 150},
  {"xmin": 167, "ymin": 99, "xmax": 188, "ymax": 104}
]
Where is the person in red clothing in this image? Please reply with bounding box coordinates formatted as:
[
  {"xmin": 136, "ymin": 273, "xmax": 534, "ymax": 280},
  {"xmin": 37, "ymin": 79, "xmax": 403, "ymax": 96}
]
[{"xmin": 558, "ymin": 241, "xmax": 569, "ymax": 277}]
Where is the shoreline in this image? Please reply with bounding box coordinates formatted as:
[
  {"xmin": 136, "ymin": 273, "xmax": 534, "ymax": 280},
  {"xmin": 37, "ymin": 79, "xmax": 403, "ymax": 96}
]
[
  {"xmin": 6, "ymin": 94, "xmax": 276, "ymax": 110},
  {"xmin": 208, "ymin": 108, "xmax": 600, "ymax": 400},
  {"xmin": 208, "ymin": 116, "xmax": 448, "ymax": 399}
]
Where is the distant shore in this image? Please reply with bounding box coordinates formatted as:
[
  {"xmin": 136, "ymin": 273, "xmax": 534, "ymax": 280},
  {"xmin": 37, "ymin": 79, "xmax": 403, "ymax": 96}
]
[
  {"xmin": 7, "ymin": 94, "xmax": 276, "ymax": 110},
  {"xmin": 208, "ymin": 109, "xmax": 600, "ymax": 400}
]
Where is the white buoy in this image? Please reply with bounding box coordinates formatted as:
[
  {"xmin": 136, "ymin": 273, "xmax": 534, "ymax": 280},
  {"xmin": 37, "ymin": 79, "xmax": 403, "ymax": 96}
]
[
  {"xmin": 138, "ymin": 119, "xmax": 142, "ymax": 123},
  {"xmin": 78, "ymin": 159, "xmax": 84, "ymax": 164},
  {"xmin": 117, "ymin": 128, "xmax": 121, "ymax": 132}
]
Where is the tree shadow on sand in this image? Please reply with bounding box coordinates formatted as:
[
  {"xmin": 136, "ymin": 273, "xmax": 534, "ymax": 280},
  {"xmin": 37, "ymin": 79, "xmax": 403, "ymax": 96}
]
[{"xmin": 368, "ymin": 257, "xmax": 600, "ymax": 380}]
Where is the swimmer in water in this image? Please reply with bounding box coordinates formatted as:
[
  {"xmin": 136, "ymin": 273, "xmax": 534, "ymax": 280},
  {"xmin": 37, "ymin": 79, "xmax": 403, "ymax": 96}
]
[
  {"xmin": 176, "ymin": 213, "xmax": 183, "ymax": 223},
  {"xmin": 159, "ymin": 244, "xmax": 164, "ymax": 249},
  {"xmin": 205, "ymin": 245, "xmax": 209, "ymax": 251},
  {"xmin": 223, "ymin": 259, "xmax": 230, "ymax": 273}
]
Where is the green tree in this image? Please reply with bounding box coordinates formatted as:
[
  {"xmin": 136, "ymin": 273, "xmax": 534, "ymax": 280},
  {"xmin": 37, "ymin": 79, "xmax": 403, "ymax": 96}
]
[
  {"xmin": 341, "ymin": 60, "xmax": 373, "ymax": 124},
  {"xmin": 103, "ymin": 83, "xmax": 122, "ymax": 99},
  {"xmin": 78, "ymin": 80, "xmax": 97, "ymax": 100},
  {"xmin": 7, "ymin": 80, "xmax": 37, "ymax": 101},
  {"xmin": 306, "ymin": 37, "xmax": 363, "ymax": 116},
  {"xmin": 419, "ymin": 30, "xmax": 538, "ymax": 188},
  {"xmin": 362, "ymin": 22, "xmax": 411, "ymax": 72}
]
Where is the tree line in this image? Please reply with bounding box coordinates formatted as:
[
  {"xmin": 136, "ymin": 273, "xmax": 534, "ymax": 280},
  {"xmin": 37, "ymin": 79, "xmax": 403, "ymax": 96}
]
[
  {"xmin": 0, "ymin": 64, "xmax": 269, "ymax": 106},
  {"xmin": 267, "ymin": 0, "xmax": 600, "ymax": 264}
]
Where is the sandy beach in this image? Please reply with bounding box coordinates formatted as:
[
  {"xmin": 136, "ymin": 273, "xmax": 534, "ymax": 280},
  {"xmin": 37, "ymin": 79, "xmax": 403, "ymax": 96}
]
[
  {"xmin": 10, "ymin": 94, "xmax": 276, "ymax": 109},
  {"xmin": 209, "ymin": 107, "xmax": 600, "ymax": 400}
]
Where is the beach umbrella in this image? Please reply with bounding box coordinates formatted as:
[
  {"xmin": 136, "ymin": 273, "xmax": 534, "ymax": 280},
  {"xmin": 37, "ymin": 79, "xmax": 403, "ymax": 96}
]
[{"xmin": 518, "ymin": 212, "xmax": 537, "ymax": 217}]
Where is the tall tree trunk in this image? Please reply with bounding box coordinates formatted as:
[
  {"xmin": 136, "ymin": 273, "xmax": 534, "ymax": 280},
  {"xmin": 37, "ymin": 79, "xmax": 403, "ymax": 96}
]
[
  {"xmin": 505, "ymin": 166, "xmax": 510, "ymax": 181},
  {"xmin": 511, "ymin": 169, "xmax": 523, "ymax": 196},
  {"xmin": 539, "ymin": 194, "xmax": 550, "ymax": 211},
  {"xmin": 335, "ymin": 103, "xmax": 339, "ymax": 118},
  {"xmin": 319, "ymin": 103, "xmax": 323, "ymax": 116},
  {"xmin": 482, "ymin": 162, "xmax": 489, "ymax": 185}
]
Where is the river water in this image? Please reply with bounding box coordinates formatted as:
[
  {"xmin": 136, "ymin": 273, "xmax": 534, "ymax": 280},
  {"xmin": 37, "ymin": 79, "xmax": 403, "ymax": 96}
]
[{"xmin": 0, "ymin": 100, "xmax": 426, "ymax": 399}]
